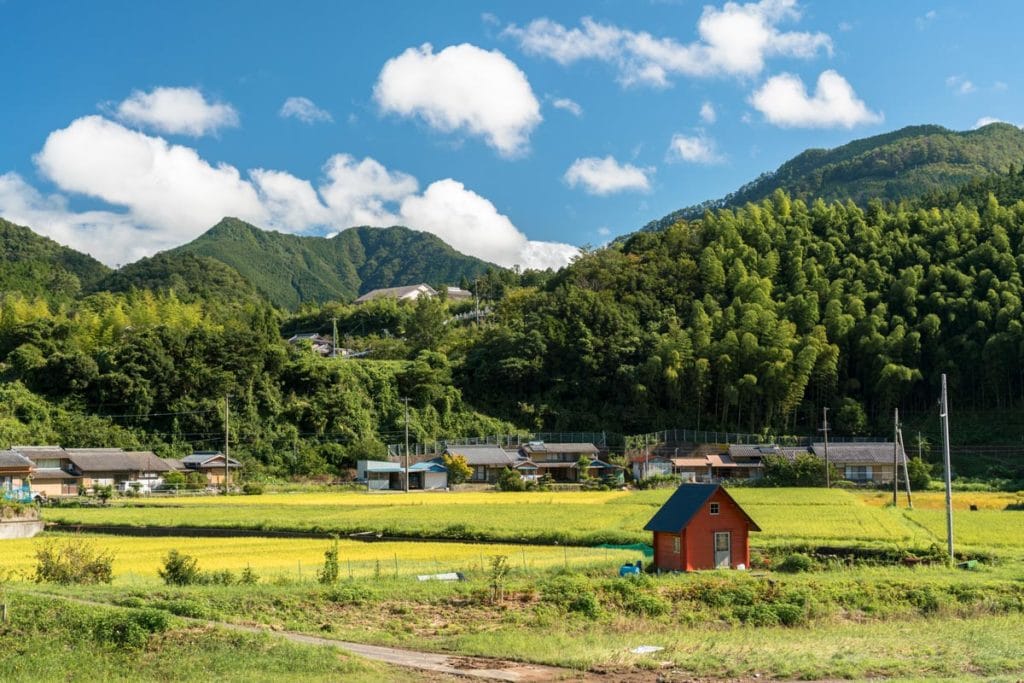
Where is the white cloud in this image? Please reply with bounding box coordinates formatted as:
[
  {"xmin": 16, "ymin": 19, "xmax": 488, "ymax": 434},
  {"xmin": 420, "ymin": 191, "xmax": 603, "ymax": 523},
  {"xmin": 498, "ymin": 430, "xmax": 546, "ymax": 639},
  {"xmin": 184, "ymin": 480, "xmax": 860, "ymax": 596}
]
[
  {"xmin": 974, "ymin": 116, "xmax": 1005, "ymax": 128},
  {"xmin": 838, "ymin": 20, "xmax": 854, "ymax": 32},
  {"xmin": 374, "ymin": 43, "xmax": 542, "ymax": 157},
  {"xmin": 916, "ymin": 10, "xmax": 937, "ymax": 30},
  {"xmin": 114, "ymin": 86, "xmax": 239, "ymax": 136},
  {"xmin": 503, "ymin": 0, "xmax": 832, "ymax": 87},
  {"xmin": 667, "ymin": 133, "xmax": 723, "ymax": 163},
  {"xmin": 597, "ymin": 226, "xmax": 611, "ymax": 236},
  {"xmin": 699, "ymin": 101, "xmax": 717, "ymax": 123},
  {"xmin": 35, "ymin": 115, "xmax": 266, "ymax": 237},
  {"xmin": 0, "ymin": 115, "xmax": 575, "ymax": 270},
  {"xmin": 749, "ymin": 70, "xmax": 883, "ymax": 128},
  {"xmin": 564, "ymin": 156, "xmax": 653, "ymax": 195},
  {"xmin": 279, "ymin": 96, "xmax": 334, "ymax": 124},
  {"xmin": 552, "ymin": 97, "xmax": 583, "ymax": 116},
  {"xmin": 946, "ymin": 75, "xmax": 975, "ymax": 95}
]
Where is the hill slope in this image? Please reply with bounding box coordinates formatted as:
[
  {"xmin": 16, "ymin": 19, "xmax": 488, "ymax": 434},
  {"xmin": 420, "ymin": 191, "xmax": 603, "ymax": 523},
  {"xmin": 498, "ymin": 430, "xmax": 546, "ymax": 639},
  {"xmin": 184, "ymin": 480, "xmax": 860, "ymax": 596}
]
[
  {"xmin": 94, "ymin": 251, "xmax": 265, "ymax": 306},
  {"xmin": 643, "ymin": 122, "xmax": 1024, "ymax": 231},
  {"xmin": 171, "ymin": 218, "xmax": 499, "ymax": 309},
  {"xmin": 0, "ymin": 218, "xmax": 111, "ymax": 301}
]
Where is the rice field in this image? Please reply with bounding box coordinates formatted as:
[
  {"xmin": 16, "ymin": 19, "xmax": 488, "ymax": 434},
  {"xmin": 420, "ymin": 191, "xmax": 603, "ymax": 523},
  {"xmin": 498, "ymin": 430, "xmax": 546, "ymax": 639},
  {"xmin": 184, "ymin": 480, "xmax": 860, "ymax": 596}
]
[
  {"xmin": 0, "ymin": 532, "xmax": 639, "ymax": 584},
  {"xmin": 36, "ymin": 487, "xmax": 1024, "ymax": 554}
]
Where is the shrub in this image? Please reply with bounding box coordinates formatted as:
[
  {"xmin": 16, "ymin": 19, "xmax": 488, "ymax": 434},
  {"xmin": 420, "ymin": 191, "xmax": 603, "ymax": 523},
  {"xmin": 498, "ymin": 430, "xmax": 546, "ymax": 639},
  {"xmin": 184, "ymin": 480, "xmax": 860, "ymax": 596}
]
[
  {"xmin": 242, "ymin": 482, "xmax": 264, "ymax": 495},
  {"xmin": 200, "ymin": 569, "xmax": 236, "ymax": 586},
  {"xmin": 318, "ymin": 539, "xmax": 341, "ymax": 585},
  {"xmin": 158, "ymin": 598, "xmax": 211, "ymax": 619},
  {"xmin": 907, "ymin": 458, "xmax": 933, "ymax": 490},
  {"xmin": 159, "ymin": 549, "xmax": 201, "ymax": 586},
  {"xmin": 763, "ymin": 453, "xmax": 838, "ymax": 487},
  {"xmin": 92, "ymin": 612, "xmax": 148, "ymax": 648},
  {"xmin": 443, "ymin": 454, "xmax": 472, "ymax": 485},
  {"xmin": 636, "ymin": 474, "xmax": 680, "ymax": 490},
  {"xmin": 777, "ymin": 553, "xmax": 815, "ymax": 573},
  {"xmin": 495, "ymin": 467, "xmax": 525, "ymax": 491},
  {"xmin": 239, "ymin": 566, "xmax": 259, "ymax": 585},
  {"xmin": 34, "ymin": 538, "xmax": 114, "ymax": 585}
]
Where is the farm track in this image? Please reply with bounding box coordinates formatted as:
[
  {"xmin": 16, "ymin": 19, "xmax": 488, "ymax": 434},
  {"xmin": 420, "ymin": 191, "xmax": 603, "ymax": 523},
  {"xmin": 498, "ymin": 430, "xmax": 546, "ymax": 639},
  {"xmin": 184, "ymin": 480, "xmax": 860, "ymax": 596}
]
[{"xmin": 14, "ymin": 589, "xmax": 585, "ymax": 681}]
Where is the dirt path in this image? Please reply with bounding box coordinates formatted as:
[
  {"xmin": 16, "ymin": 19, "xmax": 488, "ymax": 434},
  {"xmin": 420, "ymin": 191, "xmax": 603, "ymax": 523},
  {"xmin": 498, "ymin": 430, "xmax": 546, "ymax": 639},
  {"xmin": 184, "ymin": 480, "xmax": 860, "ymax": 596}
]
[{"xmin": 16, "ymin": 589, "xmax": 583, "ymax": 681}]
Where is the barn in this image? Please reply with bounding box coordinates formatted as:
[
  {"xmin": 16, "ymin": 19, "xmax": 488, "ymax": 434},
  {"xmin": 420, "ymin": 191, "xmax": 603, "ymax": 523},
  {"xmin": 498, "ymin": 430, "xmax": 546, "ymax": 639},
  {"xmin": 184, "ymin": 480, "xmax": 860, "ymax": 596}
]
[{"xmin": 644, "ymin": 483, "xmax": 760, "ymax": 571}]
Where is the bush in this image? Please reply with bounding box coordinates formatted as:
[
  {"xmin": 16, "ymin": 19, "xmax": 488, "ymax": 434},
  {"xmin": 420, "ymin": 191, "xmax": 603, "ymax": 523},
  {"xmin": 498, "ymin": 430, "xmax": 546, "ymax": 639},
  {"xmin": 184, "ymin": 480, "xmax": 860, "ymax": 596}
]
[
  {"xmin": 318, "ymin": 539, "xmax": 340, "ymax": 585},
  {"xmin": 495, "ymin": 467, "xmax": 525, "ymax": 491},
  {"xmin": 159, "ymin": 549, "xmax": 201, "ymax": 586},
  {"xmin": 777, "ymin": 553, "xmax": 815, "ymax": 573},
  {"xmin": 92, "ymin": 608, "xmax": 170, "ymax": 649},
  {"xmin": 636, "ymin": 474, "xmax": 680, "ymax": 490},
  {"xmin": 907, "ymin": 458, "xmax": 933, "ymax": 490},
  {"xmin": 34, "ymin": 538, "xmax": 114, "ymax": 585},
  {"xmin": 763, "ymin": 454, "xmax": 838, "ymax": 487},
  {"xmin": 241, "ymin": 482, "xmax": 264, "ymax": 495},
  {"xmin": 442, "ymin": 453, "xmax": 472, "ymax": 485},
  {"xmin": 239, "ymin": 566, "xmax": 259, "ymax": 585}
]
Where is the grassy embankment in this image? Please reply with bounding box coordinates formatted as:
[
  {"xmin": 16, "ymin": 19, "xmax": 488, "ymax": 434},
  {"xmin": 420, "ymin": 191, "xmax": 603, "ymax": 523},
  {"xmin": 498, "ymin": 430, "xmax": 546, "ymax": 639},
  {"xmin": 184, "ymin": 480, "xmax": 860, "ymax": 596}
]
[{"xmin": 0, "ymin": 592, "xmax": 420, "ymax": 682}]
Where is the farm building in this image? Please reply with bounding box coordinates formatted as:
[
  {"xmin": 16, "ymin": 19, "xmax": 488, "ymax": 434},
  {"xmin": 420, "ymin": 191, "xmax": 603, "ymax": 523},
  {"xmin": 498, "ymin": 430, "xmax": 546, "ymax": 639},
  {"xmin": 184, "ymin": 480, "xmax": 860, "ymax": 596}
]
[
  {"xmin": 354, "ymin": 283, "xmax": 438, "ymax": 304},
  {"xmin": 182, "ymin": 451, "xmax": 242, "ymax": 486},
  {"xmin": 356, "ymin": 459, "xmax": 449, "ymax": 490},
  {"xmin": 809, "ymin": 442, "xmax": 906, "ymax": 483},
  {"xmin": 644, "ymin": 483, "xmax": 760, "ymax": 571},
  {"xmin": 0, "ymin": 450, "xmax": 34, "ymax": 496}
]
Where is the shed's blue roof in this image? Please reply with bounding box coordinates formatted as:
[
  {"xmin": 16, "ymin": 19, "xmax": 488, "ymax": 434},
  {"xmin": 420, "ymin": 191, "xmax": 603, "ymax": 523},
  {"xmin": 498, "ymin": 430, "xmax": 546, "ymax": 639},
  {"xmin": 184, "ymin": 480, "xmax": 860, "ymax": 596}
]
[
  {"xmin": 643, "ymin": 484, "xmax": 760, "ymax": 533},
  {"xmin": 409, "ymin": 460, "xmax": 447, "ymax": 473}
]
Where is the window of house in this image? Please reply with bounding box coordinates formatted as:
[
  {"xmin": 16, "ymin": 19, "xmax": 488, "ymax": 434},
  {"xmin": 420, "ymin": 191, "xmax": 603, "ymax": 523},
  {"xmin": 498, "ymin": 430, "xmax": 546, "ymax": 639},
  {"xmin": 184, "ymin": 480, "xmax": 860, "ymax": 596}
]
[
  {"xmin": 845, "ymin": 465, "xmax": 872, "ymax": 481},
  {"xmin": 472, "ymin": 466, "xmax": 487, "ymax": 481},
  {"xmin": 710, "ymin": 502, "xmax": 720, "ymax": 515},
  {"xmin": 672, "ymin": 536, "xmax": 680, "ymax": 554}
]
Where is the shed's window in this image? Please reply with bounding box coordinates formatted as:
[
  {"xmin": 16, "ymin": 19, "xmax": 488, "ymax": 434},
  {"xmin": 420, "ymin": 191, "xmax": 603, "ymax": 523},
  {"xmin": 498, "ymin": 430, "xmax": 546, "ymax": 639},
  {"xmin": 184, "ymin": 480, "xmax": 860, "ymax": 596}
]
[
  {"xmin": 710, "ymin": 502, "xmax": 720, "ymax": 515},
  {"xmin": 672, "ymin": 536, "xmax": 680, "ymax": 554}
]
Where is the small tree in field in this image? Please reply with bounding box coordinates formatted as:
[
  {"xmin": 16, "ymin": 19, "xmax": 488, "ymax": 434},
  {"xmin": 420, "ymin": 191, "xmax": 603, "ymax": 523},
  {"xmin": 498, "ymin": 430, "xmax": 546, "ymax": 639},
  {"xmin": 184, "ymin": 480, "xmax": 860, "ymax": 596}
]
[
  {"xmin": 489, "ymin": 555, "xmax": 510, "ymax": 603},
  {"xmin": 576, "ymin": 454, "xmax": 592, "ymax": 481},
  {"xmin": 318, "ymin": 538, "xmax": 340, "ymax": 584},
  {"xmin": 159, "ymin": 550, "xmax": 201, "ymax": 586},
  {"xmin": 35, "ymin": 538, "xmax": 114, "ymax": 585},
  {"xmin": 495, "ymin": 467, "xmax": 525, "ymax": 491},
  {"xmin": 442, "ymin": 454, "xmax": 472, "ymax": 485}
]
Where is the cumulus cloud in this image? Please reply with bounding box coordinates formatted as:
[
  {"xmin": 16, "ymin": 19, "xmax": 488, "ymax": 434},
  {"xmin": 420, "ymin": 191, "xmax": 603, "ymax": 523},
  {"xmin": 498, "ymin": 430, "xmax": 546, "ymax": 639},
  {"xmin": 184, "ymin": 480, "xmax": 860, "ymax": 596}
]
[
  {"xmin": 503, "ymin": 0, "xmax": 832, "ymax": 87},
  {"xmin": 552, "ymin": 97, "xmax": 583, "ymax": 116},
  {"xmin": 699, "ymin": 101, "xmax": 717, "ymax": 123},
  {"xmin": 1, "ymin": 115, "xmax": 575, "ymax": 270},
  {"xmin": 668, "ymin": 133, "xmax": 723, "ymax": 163},
  {"xmin": 374, "ymin": 43, "xmax": 542, "ymax": 157},
  {"xmin": 114, "ymin": 86, "xmax": 239, "ymax": 136},
  {"xmin": 564, "ymin": 156, "xmax": 653, "ymax": 195},
  {"xmin": 749, "ymin": 70, "xmax": 882, "ymax": 128},
  {"xmin": 279, "ymin": 96, "xmax": 334, "ymax": 124}
]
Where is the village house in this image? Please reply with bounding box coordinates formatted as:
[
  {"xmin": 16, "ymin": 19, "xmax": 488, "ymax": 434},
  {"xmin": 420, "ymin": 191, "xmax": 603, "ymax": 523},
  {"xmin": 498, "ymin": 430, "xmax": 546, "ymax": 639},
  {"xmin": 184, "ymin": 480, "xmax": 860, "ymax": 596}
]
[
  {"xmin": 13, "ymin": 445, "xmax": 78, "ymax": 496},
  {"xmin": 516, "ymin": 442, "xmax": 612, "ymax": 482},
  {"xmin": 645, "ymin": 483, "xmax": 760, "ymax": 571},
  {"xmin": 65, "ymin": 449, "xmax": 175, "ymax": 493},
  {"xmin": 444, "ymin": 286, "xmax": 473, "ymax": 301},
  {"xmin": 809, "ymin": 442, "xmax": 906, "ymax": 484},
  {"xmin": 356, "ymin": 459, "xmax": 449, "ymax": 490},
  {"xmin": 287, "ymin": 332, "xmax": 335, "ymax": 356},
  {"xmin": 0, "ymin": 450, "xmax": 35, "ymax": 499},
  {"xmin": 442, "ymin": 445, "xmax": 517, "ymax": 483},
  {"xmin": 181, "ymin": 451, "xmax": 242, "ymax": 486}
]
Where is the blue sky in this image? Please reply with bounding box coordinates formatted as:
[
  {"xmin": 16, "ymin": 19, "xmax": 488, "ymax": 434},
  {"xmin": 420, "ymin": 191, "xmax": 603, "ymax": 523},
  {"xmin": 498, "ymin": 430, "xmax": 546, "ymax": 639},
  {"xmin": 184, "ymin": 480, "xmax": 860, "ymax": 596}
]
[{"xmin": 0, "ymin": 0, "xmax": 1019, "ymax": 268}]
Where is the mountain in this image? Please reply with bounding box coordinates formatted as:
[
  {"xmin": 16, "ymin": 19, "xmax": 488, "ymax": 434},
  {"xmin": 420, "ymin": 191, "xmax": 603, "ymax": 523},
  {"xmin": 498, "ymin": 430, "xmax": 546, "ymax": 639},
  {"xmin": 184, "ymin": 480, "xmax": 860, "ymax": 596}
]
[
  {"xmin": 171, "ymin": 218, "xmax": 500, "ymax": 309},
  {"xmin": 94, "ymin": 251, "xmax": 265, "ymax": 306},
  {"xmin": 0, "ymin": 217, "xmax": 111, "ymax": 301},
  {"xmin": 642, "ymin": 122, "xmax": 1024, "ymax": 232}
]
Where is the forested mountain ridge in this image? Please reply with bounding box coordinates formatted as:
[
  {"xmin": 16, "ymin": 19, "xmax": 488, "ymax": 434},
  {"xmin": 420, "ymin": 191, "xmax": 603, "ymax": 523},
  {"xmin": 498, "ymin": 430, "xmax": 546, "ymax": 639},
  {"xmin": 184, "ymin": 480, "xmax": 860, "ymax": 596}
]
[
  {"xmin": 642, "ymin": 122, "xmax": 1024, "ymax": 232},
  {"xmin": 0, "ymin": 218, "xmax": 111, "ymax": 301},
  {"xmin": 462, "ymin": 182, "xmax": 1024, "ymax": 437},
  {"xmin": 172, "ymin": 218, "xmax": 500, "ymax": 309}
]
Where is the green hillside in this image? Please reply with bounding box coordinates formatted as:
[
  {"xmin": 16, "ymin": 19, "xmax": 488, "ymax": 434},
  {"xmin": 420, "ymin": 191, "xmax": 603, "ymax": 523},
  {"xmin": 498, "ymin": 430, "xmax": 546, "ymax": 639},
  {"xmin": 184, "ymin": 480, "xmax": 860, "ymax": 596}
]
[
  {"xmin": 172, "ymin": 218, "xmax": 499, "ymax": 309},
  {"xmin": 643, "ymin": 122, "xmax": 1024, "ymax": 231},
  {"xmin": 94, "ymin": 251, "xmax": 264, "ymax": 306},
  {"xmin": 0, "ymin": 217, "xmax": 111, "ymax": 301}
]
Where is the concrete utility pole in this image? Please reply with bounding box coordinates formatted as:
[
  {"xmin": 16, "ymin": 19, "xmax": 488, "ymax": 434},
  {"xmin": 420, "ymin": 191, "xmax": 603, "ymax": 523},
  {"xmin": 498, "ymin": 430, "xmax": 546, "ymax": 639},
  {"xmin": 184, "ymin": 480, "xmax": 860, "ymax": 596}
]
[
  {"xmin": 403, "ymin": 397, "xmax": 411, "ymax": 492},
  {"xmin": 893, "ymin": 408, "xmax": 900, "ymax": 507},
  {"xmin": 939, "ymin": 374, "xmax": 955, "ymax": 561},
  {"xmin": 224, "ymin": 395, "xmax": 230, "ymax": 494},
  {"xmin": 820, "ymin": 407, "xmax": 831, "ymax": 488},
  {"xmin": 331, "ymin": 317, "xmax": 338, "ymax": 358}
]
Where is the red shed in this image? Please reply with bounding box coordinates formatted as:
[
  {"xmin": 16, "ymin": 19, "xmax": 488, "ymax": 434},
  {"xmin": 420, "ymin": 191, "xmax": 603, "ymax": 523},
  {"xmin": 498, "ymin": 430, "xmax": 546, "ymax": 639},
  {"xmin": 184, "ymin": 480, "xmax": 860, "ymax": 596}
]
[{"xmin": 644, "ymin": 484, "xmax": 760, "ymax": 571}]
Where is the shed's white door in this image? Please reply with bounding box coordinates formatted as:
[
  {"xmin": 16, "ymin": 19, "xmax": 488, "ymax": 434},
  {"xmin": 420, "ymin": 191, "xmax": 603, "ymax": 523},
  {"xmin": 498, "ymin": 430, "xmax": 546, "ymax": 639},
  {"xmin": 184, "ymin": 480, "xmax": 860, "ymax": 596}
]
[{"xmin": 714, "ymin": 532, "xmax": 731, "ymax": 569}]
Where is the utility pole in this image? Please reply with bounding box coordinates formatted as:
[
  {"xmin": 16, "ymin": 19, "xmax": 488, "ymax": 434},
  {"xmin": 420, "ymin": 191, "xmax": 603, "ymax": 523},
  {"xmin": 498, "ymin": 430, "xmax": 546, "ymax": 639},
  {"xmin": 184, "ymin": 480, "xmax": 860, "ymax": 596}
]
[
  {"xmin": 403, "ymin": 397, "xmax": 411, "ymax": 493},
  {"xmin": 939, "ymin": 374, "xmax": 954, "ymax": 562},
  {"xmin": 892, "ymin": 408, "xmax": 899, "ymax": 507},
  {"xmin": 224, "ymin": 395, "xmax": 230, "ymax": 495},
  {"xmin": 331, "ymin": 317, "xmax": 338, "ymax": 358},
  {"xmin": 820, "ymin": 407, "xmax": 831, "ymax": 488}
]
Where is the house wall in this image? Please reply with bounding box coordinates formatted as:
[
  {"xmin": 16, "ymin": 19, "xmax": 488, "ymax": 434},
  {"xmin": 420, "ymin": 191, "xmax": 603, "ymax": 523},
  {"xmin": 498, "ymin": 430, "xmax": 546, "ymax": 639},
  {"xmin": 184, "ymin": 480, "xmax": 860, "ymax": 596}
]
[
  {"xmin": 652, "ymin": 531, "xmax": 684, "ymax": 572},
  {"xmin": 682, "ymin": 489, "xmax": 751, "ymax": 571},
  {"xmin": 33, "ymin": 480, "xmax": 79, "ymax": 496},
  {"xmin": 423, "ymin": 472, "xmax": 447, "ymax": 490}
]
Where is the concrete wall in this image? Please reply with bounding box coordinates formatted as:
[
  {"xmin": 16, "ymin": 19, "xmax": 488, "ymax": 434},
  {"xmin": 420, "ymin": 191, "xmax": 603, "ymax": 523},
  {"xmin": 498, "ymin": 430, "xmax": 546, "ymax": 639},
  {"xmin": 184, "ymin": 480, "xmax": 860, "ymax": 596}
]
[{"xmin": 0, "ymin": 518, "xmax": 45, "ymax": 539}]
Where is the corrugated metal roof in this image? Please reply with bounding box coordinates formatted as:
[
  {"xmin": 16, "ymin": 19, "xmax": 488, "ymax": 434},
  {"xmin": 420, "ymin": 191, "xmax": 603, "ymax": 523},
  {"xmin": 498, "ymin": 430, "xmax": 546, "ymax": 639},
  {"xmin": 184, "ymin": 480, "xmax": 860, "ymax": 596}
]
[
  {"xmin": 644, "ymin": 484, "xmax": 760, "ymax": 533},
  {"xmin": 409, "ymin": 460, "xmax": 446, "ymax": 473},
  {"xmin": 520, "ymin": 442, "xmax": 599, "ymax": 455},
  {"xmin": 182, "ymin": 452, "xmax": 241, "ymax": 468}
]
